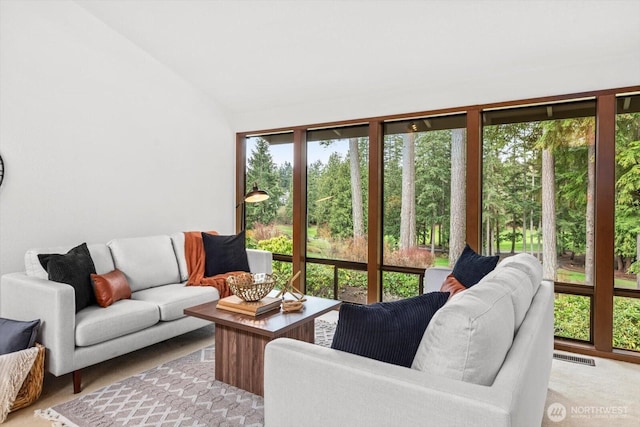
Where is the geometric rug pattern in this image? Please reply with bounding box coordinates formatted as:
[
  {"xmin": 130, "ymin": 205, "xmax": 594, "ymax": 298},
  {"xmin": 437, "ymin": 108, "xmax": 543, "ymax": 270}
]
[{"xmin": 38, "ymin": 320, "xmax": 336, "ymax": 427}]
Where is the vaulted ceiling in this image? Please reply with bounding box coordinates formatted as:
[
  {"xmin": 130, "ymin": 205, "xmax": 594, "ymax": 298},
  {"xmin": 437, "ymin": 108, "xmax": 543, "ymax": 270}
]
[{"xmin": 77, "ymin": 0, "xmax": 640, "ymax": 130}]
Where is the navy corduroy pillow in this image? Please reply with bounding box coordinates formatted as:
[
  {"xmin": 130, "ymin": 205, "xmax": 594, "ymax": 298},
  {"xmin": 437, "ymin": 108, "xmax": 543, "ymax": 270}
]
[
  {"xmin": 451, "ymin": 244, "xmax": 499, "ymax": 288},
  {"xmin": 330, "ymin": 292, "xmax": 449, "ymax": 367}
]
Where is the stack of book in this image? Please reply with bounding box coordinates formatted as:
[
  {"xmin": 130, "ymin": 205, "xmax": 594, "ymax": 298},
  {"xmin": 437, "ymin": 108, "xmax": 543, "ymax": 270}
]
[{"xmin": 216, "ymin": 295, "xmax": 282, "ymax": 316}]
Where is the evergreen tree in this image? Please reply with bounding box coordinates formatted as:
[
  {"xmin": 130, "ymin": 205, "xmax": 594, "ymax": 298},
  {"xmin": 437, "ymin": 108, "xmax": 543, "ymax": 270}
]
[{"xmin": 245, "ymin": 138, "xmax": 283, "ymax": 227}]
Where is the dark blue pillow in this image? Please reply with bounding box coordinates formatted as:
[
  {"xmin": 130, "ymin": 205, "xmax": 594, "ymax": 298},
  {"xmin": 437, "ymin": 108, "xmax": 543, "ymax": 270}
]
[
  {"xmin": 452, "ymin": 244, "xmax": 499, "ymax": 288},
  {"xmin": 330, "ymin": 292, "xmax": 449, "ymax": 367},
  {"xmin": 202, "ymin": 231, "xmax": 251, "ymax": 277},
  {"xmin": 38, "ymin": 243, "xmax": 97, "ymax": 312},
  {"xmin": 0, "ymin": 317, "xmax": 41, "ymax": 355}
]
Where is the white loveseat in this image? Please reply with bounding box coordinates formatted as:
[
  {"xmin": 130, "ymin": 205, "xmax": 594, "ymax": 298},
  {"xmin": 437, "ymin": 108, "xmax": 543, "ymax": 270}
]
[
  {"xmin": 0, "ymin": 233, "xmax": 272, "ymax": 393},
  {"xmin": 264, "ymin": 253, "xmax": 553, "ymax": 427}
]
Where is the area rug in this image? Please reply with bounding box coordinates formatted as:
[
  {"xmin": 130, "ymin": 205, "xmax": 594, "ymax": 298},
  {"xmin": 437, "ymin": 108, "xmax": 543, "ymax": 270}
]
[{"xmin": 37, "ymin": 320, "xmax": 336, "ymax": 427}]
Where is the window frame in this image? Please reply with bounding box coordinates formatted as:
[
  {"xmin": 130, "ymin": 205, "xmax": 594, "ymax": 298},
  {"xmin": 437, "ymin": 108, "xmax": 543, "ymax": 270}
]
[{"xmin": 236, "ymin": 85, "xmax": 640, "ymax": 364}]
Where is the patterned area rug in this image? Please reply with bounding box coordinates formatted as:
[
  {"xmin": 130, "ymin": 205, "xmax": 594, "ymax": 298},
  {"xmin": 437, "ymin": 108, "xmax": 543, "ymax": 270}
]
[{"xmin": 38, "ymin": 320, "xmax": 336, "ymax": 427}]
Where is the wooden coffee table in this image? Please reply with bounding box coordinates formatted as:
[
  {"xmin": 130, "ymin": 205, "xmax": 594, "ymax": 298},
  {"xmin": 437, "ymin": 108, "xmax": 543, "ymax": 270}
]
[{"xmin": 184, "ymin": 294, "xmax": 340, "ymax": 396}]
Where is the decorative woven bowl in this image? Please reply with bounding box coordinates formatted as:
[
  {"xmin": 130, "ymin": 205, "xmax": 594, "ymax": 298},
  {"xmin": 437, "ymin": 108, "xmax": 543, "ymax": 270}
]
[{"xmin": 226, "ymin": 272, "xmax": 276, "ymax": 302}]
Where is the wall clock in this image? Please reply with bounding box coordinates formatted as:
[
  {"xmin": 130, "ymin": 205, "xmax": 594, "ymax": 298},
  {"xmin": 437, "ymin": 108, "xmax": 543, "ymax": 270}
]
[{"xmin": 0, "ymin": 154, "xmax": 4, "ymax": 187}]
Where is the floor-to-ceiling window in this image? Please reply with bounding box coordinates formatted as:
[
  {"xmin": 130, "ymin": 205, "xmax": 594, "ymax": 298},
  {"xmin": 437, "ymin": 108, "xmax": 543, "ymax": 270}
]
[
  {"xmin": 381, "ymin": 115, "xmax": 466, "ymax": 301},
  {"xmin": 244, "ymin": 133, "xmax": 294, "ymax": 281},
  {"xmin": 237, "ymin": 86, "xmax": 640, "ymax": 363},
  {"xmin": 305, "ymin": 125, "xmax": 369, "ymax": 302},
  {"xmin": 613, "ymin": 94, "xmax": 640, "ymax": 351},
  {"xmin": 482, "ymin": 100, "xmax": 596, "ymax": 342}
]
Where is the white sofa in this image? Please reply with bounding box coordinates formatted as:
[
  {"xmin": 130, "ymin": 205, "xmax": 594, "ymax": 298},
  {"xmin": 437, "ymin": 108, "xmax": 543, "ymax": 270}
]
[
  {"xmin": 264, "ymin": 253, "xmax": 553, "ymax": 427},
  {"xmin": 0, "ymin": 233, "xmax": 272, "ymax": 393}
]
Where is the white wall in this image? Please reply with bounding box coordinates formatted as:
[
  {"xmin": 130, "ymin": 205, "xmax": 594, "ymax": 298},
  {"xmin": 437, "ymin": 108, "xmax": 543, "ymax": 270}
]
[{"xmin": 0, "ymin": 0, "xmax": 234, "ymax": 275}]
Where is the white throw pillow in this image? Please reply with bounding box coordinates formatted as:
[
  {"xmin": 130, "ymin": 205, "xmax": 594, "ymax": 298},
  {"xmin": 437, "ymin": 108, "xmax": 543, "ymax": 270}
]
[
  {"xmin": 412, "ymin": 281, "xmax": 515, "ymax": 386},
  {"xmin": 480, "ymin": 266, "xmax": 534, "ymax": 332},
  {"xmin": 497, "ymin": 253, "xmax": 542, "ymax": 294}
]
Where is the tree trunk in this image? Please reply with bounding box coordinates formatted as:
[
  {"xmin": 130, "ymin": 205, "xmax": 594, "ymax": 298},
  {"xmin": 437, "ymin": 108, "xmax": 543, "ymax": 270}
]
[
  {"xmin": 495, "ymin": 218, "xmax": 500, "ymax": 255},
  {"xmin": 485, "ymin": 218, "xmax": 491, "ymax": 255},
  {"xmin": 530, "ymin": 212, "xmax": 535, "ymax": 255},
  {"xmin": 430, "ymin": 222, "xmax": 435, "ymax": 246},
  {"xmin": 523, "ymin": 211, "xmax": 527, "ymax": 254},
  {"xmin": 449, "ymin": 128, "xmax": 466, "ymax": 266},
  {"xmin": 431, "ymin": 223, "xmax": 436, "ymax": 253},
  {"xmin": 585, "ymin": 133, "xmax": 595, "ymax": 286},
  {"xmin": 542, "ymin": 148, "xmax": 557, "ymax": 281},
  {"xmin": 511, "ymin": 217, "xmax": 516, "ymax": 253},
  {"xmin": 537, "ymin": 219, "xmax": 542, "ymax": 261},
  {"xmin": 349, "ymin": 138, "xmax": 364, "ymax": 239},
  {"xmin": 400, "ymin": 133, "xmax": 416, "ymax": 249}
]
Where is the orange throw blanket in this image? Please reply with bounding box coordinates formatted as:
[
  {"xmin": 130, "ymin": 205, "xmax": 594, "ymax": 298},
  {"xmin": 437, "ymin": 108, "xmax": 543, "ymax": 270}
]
[{"xmin": 184, "ymin": 231, "xmax": 242, "ymax": 298}]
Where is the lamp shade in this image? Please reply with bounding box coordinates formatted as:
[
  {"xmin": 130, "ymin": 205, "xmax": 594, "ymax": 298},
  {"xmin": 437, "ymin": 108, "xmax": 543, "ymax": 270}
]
[{"xmin": 245, "ymin": 183, "xmax": 269, "ymax": 203}]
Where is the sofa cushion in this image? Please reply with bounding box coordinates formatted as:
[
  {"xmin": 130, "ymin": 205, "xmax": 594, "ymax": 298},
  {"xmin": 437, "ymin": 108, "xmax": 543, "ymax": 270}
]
[
  {"xmin": 170, "ymin": 232, "xmax": 189, "ymax": 282},
  {"xmin": 0, "ymin": 318, "xmax": 40, "ymax": 355},
  {"xmin": 91, "ymin": 269, "xmax": 132, "ymax": 308},
  {"xmin": 482, "ymin": 264, "xmax": 535, "ymax": 331},
  {"xmin": 497, "ymin": 253, "xmax": 543, "ymax": 294},
  {"xmin": 132, "ymin": 283, "xmax": 219, "ymax": 321},
  {"xmin": 412, "ymin": 281, "xmax": 515, "ymax": 386},
  {"xmin": 202, "ymin": 231, "xmax": 251, "ymax": 277},
  {"xmin": 108, "ymin": 235, "xmax": 181, "ymax": 292},
  {"xmin": 25, "ymin": 243, "xmax": 114, "ymax": 279},
  {"xmin": 75, "ymin": 299, "xmax": 159, "ymax": 347},
  {"xmin": 451, "ymin": 244, "xmax": 499, "ymax": 287},
  {"xmin": 331, "ymin": 292, "xmax": 449, "ymax": 368},
  {"xmin": 39, "ymin": 243, "xmax": 97, "ymax": 312}
]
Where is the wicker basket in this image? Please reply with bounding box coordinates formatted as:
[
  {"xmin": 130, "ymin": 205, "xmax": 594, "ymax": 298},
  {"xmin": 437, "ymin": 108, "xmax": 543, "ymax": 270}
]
[
  {"xmin": 226, "ymin": 272, "xmax": 276, "ymax": 302},
  {"xmin": 10, "ymin": 343, "xmax": 45, "ymax": 412}
]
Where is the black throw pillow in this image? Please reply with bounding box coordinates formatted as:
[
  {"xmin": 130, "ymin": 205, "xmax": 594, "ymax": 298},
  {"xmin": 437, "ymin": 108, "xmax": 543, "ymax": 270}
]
[
  {"xmin": 330, "ymin": 292, "xmax": 449, "ymax": 368},
  {"xmin": 451, "ymin": 244, "xmax": 499, "ymax": 288},
  {"xmin": 0, "ymin": 317, "xmax": 41, "ymax": 355},
  {"xmin": 38, "ymin": 243, "xmax": 97, "ymax": 312},
  {"xmin": 202, "ymin": 231, "xmax": 251, "ymax": 277}
]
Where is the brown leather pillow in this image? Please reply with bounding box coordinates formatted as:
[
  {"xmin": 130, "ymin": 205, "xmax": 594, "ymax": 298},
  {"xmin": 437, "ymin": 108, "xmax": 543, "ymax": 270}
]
[
  {"xmin": 440, "ymin": 274, "xmax": 466, "ymax": 299},
  {"xmin": 90, "ymin": 269, "xmax": 131, "ymax": 308}
]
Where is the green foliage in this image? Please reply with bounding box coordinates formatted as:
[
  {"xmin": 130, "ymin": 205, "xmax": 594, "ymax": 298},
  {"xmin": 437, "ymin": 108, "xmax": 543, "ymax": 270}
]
[
  {"xmin": 613, "ymin": 297, "xmax": 640, "ymax": 350},
  {"xmin": 256, "ymin": 235, "xmax": 292, "ymax": 255},
  {"xmin": 244, "ymin": 116, "xmax": 640, "ymax": 349},
  {"xmin": 614, "ymin": 114, "xmax": 640, "ymax": 270},
  {"xmin": 554, "ymin": 294, "xmax": 590, "ymax": 341},
  {"xmin": 383, "ymin": 272, "xmax": 419, "ymax": 299},
  {"xmin": 305, "ymin": 263, "xmax": 335, "ymax": 298},
  {"xmin": 314, "ymin": 152, "xmax": 354, "ymax": 238},
  {"xmin": 246, "ymin": 138, "xmax": 284, "ymax": 227},
  {"xmin": 554, "ymin": 294, "xmax": 640, "ymax": 350}
]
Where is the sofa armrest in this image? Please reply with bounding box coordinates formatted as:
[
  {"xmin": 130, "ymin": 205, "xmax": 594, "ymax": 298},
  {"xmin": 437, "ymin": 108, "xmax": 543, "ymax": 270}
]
[
  {"xmin": 264, "ymin": 339, "xmax": 513, "ymax": 427},
  {"xmin": 246, "ymin": 249, "xmax": 272, "ymax": 274},
  {"xmin": 0, "ymin": 272, "xmax": 76, "ymax": 376}
]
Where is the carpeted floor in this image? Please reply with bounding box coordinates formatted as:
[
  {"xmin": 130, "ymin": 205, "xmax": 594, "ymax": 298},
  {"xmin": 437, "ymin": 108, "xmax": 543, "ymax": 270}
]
[
  {"xmin": 37, "ymin": 345, "xmax": 263, "ymax": 426},
  {"xmin": 30, "ymin": 320, "xmax": 336, "ymax": 427},
  {"xmin": 4, "ymin": 316, "xmax": 639, "ymax": 426}
]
